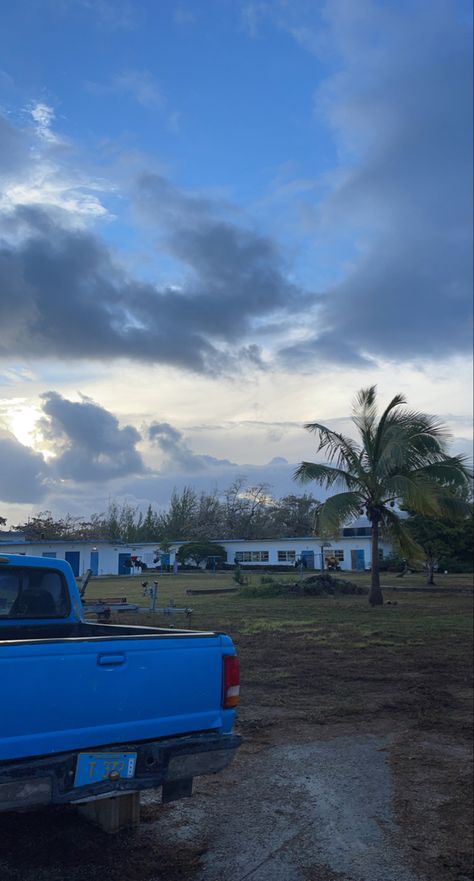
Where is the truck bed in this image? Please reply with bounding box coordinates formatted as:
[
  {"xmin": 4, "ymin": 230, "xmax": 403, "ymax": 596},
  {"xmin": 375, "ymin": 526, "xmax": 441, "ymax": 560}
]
[
  {"xmin": 0, "ymin": 621, "xmax": 215, "ymax": 643},
  {"xmin": 0, "ymin": 623, "xmax": 235, "ymax": 762}
]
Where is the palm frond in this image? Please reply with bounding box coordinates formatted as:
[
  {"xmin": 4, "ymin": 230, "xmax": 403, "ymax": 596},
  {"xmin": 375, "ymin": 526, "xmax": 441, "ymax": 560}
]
[
  {"xmin": 380, "ymin": 508, "xmax": 423, "ymax": 562},
  {"xmin": 352, "ymin": 386, "xmax": 378, "ymax": 468},
  {"xmin": 294, "ymin": 462, "xmax": 361, "ymax": 491},
  {"xmin": 375, "ymin": 413, "xmax": 453, "ymax": 478},
  {"xmin": 412, "ymin": 457, "xmax": 473, "ymax": 487},
  {"xmin": 303, "ymin": 423, "xmax": 365, "ymax": 478},
  {"xmin": 383, "ymin": 473, "xmax": 448, "ymax": 516},
  {"xmin": 373, "ymin": 393, "xmax": 407, "ymax": 465},
  {"xmin": 317, "ymin": 491, "xmax": 364, "ymax": 535},
  {"xmin": 353, "ymin": 386, "xmax": 377, "ymax": 411}
]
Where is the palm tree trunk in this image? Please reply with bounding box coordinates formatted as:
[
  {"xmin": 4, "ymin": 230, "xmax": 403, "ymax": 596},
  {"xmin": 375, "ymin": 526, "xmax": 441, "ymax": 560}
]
[{"xmin": 369, "ymin": 516, "xmax": 384, "ymax": 606}]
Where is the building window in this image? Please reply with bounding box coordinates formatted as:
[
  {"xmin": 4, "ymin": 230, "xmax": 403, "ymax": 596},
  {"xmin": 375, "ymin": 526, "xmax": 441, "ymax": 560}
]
[
  {"xmin": 324, "ymin": 549, "xmax": 344, "ymax": 562},
  {"xmin": 278, "ymin": 550, "xmax": 296, "ymax": 562},
  {"xmin": 235, "ymin": 551, "xmax": 269, "ymax": 563},
  {"xmin": 342, "ymin": 527, "xmax": 372, "ymax": 537}
]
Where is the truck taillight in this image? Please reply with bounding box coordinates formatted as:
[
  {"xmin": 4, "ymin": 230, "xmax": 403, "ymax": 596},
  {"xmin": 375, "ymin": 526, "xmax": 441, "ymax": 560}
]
[{"xmin": 223, "ymin": 654, "xmax": 240, "ymax": 709}]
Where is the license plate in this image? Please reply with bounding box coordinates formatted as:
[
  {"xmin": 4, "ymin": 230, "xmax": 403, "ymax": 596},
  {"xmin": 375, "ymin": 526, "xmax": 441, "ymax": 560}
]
[{"xmin": 74, "ymin": 751, "xmax": 137, "ymax": 787}]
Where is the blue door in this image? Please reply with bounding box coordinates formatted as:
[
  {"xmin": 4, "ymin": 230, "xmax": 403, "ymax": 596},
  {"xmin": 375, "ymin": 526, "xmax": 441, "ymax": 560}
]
[
  {"xmin": 90, "ymin": 551, "xmax": 99, "ymax": 576},
  {"xmin": 118, "ymin": 553, "xmax": 131, "ymax": 575},
  {"xmin": 301, "ymin": 550, "xmax": 315, "ymax": 570},
  {"xmin": 351, "ymin": 549, "xmax": 365, "ymax": 571},
  {"xmin": 65, "ymin": 551, "xmax": 80, "ymax": 577}
]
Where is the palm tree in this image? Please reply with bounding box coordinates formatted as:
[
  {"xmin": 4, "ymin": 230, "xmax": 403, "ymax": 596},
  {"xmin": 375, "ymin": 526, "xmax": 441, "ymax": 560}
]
[{"xmin": 295, "ymin": 387, "xmax": 472, "ymax": 606}]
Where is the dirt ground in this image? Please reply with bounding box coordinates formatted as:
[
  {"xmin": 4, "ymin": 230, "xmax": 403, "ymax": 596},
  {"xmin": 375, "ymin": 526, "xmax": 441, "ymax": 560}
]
[{"xmin": 0, "ymin": 582, "xmax": 472, "ymax": 881}]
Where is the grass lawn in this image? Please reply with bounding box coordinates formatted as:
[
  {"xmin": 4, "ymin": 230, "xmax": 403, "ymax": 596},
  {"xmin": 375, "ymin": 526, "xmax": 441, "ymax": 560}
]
[
  {"xmin": 83, "ymin": 569, "xmax": 473, "ymax": 642},
  {"xmin": 83, "ymin": 568, "xmax": 473, "ymax": 730}
]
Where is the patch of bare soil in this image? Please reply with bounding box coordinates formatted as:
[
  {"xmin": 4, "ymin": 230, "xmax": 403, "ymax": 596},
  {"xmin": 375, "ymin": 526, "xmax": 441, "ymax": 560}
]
[
  {"xmin": 0, "ymin": 806, "xmax": 205, "ymax": 881},
  {"xmin": 232, "ymin": 627, "xmax": 473, "ymax": 881},
  {"xmin": 0, "ymin": 615, "xmax": 471, "ymax": 881}
]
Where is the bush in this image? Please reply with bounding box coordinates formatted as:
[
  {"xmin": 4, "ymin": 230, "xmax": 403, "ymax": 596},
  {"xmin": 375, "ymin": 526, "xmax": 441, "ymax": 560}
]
[
  {"xmin": 239, "ymin": 573, "xmax": 368, "ymax": 598},
  {"xmin": 233, "ymin": 564, "xmax": 248, "ymax": 586},
  {"xmin": 437, "ymin": 560, "xmax": 473, "ymax": 574},
  {"xmin": 380, "ymin": 554, "xmax": 406, "ymax": 572}
]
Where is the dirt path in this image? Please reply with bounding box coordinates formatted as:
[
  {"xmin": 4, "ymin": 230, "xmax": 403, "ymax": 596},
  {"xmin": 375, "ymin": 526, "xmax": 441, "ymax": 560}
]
[{"xmin": 144, "ymin": 731, "xmax": 421, "ymax": 881}]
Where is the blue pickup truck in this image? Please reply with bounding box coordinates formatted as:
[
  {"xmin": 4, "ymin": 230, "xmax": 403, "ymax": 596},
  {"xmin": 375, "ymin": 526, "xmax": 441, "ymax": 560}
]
[{"xmin": 0, "ymin": 554, "xmax": 241, "ymax": 827}]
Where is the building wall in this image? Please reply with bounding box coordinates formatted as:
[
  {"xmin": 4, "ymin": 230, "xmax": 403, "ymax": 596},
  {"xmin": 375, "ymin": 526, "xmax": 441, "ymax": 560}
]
[
  {"xmin": 198, "ymin": 537, "xmax": 391, "ymax": 570},
  {"xmin": 0, "ymin": 541, "xmax": 160, "ymax": 576},
  {"xmin": 0, "ymin": 535, "xmax": 392, "ymax": 574}
]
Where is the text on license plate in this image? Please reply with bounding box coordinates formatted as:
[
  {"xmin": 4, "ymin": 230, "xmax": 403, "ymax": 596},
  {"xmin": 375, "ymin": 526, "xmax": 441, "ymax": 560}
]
[{"xmin": 74, "ymin": 751, "xmax": 137, "ymax": 787}]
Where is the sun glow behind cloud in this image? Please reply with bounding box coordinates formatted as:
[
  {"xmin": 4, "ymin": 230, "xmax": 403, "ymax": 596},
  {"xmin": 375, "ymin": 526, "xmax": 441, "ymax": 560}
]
[{"xmin": 5, "ymin": 402, "xmax": 54, "ymax": 461}]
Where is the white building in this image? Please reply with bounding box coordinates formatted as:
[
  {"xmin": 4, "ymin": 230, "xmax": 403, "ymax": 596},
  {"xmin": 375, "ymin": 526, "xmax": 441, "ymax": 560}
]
[{"xmin": 0, "ymin": 523, "xmax": 392, "ymax": 575}]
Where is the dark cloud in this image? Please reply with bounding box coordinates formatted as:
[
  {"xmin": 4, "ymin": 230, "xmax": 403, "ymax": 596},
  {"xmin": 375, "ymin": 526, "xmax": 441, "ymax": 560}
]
[
  {"xmin": 40, "ymin": 391, "xmax": 145, "ymax": 482},
  {"xmin": 281, "ymin": 333, "xmax": 374, "ymax": 369},
  {"xmin": 0, "ymin": 193, "xmax": 305, "ymax": 374},
  {"xmin": 281, "ymin": 0, "xmax": 472, "ymax": 364},
  {"xmin": 0, "ymin": 431, "xmax": 49, "ymax": 502},
  {"xmin": 148, "ymin": 420, "xmax": 235, "ymax": 472}
]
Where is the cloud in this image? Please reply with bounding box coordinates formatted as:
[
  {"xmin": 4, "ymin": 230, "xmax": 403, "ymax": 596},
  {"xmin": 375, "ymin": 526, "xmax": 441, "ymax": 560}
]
[
  {"xmin": 278, "ymin": 0, "xmax": 473, "ymax": 363},
  {"xmin": 39, "ymin": 391, "xmax": 145, "ymax": 482},
  {"xmin": 0, "ymin": 430, "xmax": 49, "ymax": 503},
  {"xmin": 0, "ymin": 159, "xmax": 307, "ymax": 372},
  {"xmin": 0, "ymin": 108, "xmax": 109, "ymax": 223},
  {"xmin": 280, "ymin": 332, "xmax": 374, "ymax": 369},
  {"xmin": 29, "ymin": 102, "xmax": 62, "ymax": 144},
  {"xmin": 148, "ymin": 421, "xmax": 236, "ymax": 472},
  {"xmin": 87, "ymin": 69, "xmax": 164, "ymax": 109}
]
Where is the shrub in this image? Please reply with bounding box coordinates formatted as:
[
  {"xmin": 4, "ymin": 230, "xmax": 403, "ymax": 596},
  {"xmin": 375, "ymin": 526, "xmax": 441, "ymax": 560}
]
[
  {"xmin": 239, "ymin": 573, "xmax": 368, "ymax": 598},
  {"xmin": 233, "ymin": 564, "xmax": 248, "ymax": 586}
]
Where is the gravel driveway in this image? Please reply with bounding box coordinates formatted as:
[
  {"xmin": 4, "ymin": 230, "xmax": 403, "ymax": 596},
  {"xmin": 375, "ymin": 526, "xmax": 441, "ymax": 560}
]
[{"xmin": 143, "ymin": 732, "xmax": 420, "ymax": 881}]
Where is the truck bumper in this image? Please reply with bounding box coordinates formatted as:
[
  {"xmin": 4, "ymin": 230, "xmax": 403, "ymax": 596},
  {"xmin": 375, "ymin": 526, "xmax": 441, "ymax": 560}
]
[{"xmin": 0, "ymin": 732, "xmax": 241, "ymax": 811}]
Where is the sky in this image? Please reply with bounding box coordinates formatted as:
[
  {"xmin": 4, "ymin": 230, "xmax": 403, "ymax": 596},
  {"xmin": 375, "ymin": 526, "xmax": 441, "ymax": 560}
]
[{"xmin": 0, "ymin": 0, "xmax": 472, "ymax": 525}]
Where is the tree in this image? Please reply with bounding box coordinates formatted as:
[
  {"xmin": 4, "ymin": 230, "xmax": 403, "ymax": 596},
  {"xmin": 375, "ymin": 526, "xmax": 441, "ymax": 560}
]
[
  {"xmin": 156, "ymin": 487, "xmax": 199, "ymax": 540},
  {"xmin": 406, "ymin": 510, "xmax": 473, "ymax": 583},
  {"xmin": 295, "ymin": 387, "xmax": 472, "ymax": 606},
  {"xmin": 223, "ymin": 479, "xmax": 274, "ymax": 539},
  {"xmin": 175, "ymin": 541, "xmax": 228, "ymax": 568},
  {"xmin": 267, "ymin": 493, "xmax": 321, "ymax": 537}
]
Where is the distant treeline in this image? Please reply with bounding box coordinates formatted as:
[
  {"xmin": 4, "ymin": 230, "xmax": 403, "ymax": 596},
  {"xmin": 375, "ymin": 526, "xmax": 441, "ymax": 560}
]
[{"xmin": 9, "ymin": 480, "xmax": 322, "ymax": 543}]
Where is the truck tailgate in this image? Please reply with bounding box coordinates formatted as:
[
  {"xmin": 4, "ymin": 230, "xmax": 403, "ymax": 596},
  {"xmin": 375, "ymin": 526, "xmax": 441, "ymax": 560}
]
[{"xmin": 0, "ymin": 633, "xmax": 234, "ymax": 761}]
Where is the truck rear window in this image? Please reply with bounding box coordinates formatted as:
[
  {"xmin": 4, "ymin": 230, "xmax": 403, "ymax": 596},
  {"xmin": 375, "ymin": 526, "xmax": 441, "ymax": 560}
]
[{"xmin": 0, "ymin": 568, "xmax": 71, "ymax": 618}]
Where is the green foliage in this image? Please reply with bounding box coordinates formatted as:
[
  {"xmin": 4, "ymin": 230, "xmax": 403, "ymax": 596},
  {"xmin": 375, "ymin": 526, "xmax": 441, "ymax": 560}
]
[
  {"xmin": 175, "ymin": 541, "xmax": 227, "ymax": 567},
  {"xmin": 405, "ymin": 509, "xmax": 473, "ymax": 579},
  {"xmin": 240, "ymin": 573, "xmax": 367, "ymax": 598},
  {"xmin": 233, "ymin": 564, "xmax": 248, "ymax": 586},
  {"xmin": 295, "ymin": 386, "xmax": 472, "ymax": 605},
  {"xmin": 379, "ymin": 552, "xmax": 406, "ymax": 572}
]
